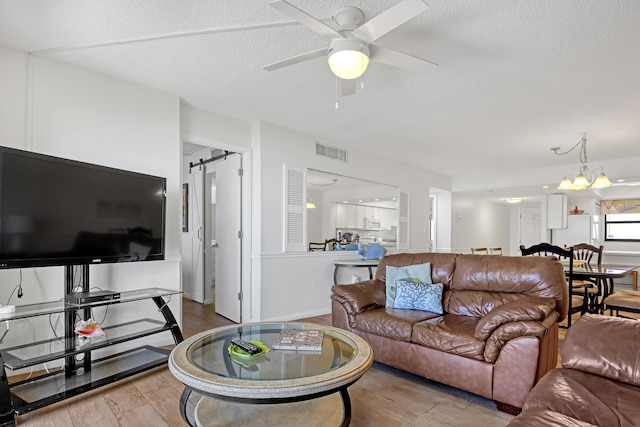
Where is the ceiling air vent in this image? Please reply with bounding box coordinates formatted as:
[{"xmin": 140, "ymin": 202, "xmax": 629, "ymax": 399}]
[{"xmin": 316, "ymin": 143, "xmax": 348, "ymax": 162}]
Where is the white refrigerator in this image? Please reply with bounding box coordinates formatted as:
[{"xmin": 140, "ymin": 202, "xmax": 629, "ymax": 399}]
[{"xmin": 552, "ymin": 215, "xmax": 598, "ymax": 247}]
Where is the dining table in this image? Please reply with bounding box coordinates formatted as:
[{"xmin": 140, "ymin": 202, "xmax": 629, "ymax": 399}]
[{"xmin": 568, "ymin": 263, "xmax": 639, "ymax": 314}]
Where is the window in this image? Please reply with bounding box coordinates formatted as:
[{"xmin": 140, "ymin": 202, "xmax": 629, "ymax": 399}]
[{"xmin": 604, "ymin": 213, "xmax": 640, "ymax": 241}]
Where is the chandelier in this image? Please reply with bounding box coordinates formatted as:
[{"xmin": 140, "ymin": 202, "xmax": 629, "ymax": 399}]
[{"xmin": 552, "ymin": 135, "xmax": 612, "ymax": 190}]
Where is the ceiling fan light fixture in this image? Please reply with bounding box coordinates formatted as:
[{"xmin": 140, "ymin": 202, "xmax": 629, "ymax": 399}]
[{"xmin": 328, "ymin": 39, "xmax": 370, "ymax": 80}]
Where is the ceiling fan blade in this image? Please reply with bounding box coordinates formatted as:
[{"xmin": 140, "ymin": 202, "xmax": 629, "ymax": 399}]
[
  {"xmin": 263, "ymin": 48, "xmax": 327, "ymax": 71},
  {"xmin": 370, "ymin": 45, "xmax": 438, "ymax": 73},
  {"xmin": 269, "ymin": 0, "xmax": 343, "ymax": 39},
  {"xmin": 340, "ymin": 78, "xmax": 357, "ymax": 97},
  {"xmin": 352, "ymin": 0, "xmax": 429, "ymax": 43}
]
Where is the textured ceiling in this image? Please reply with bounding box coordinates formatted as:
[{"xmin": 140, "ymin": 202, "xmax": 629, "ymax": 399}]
[{"xmin": 1, "ymin": 0, "xmax": 639, "ymax": 198}]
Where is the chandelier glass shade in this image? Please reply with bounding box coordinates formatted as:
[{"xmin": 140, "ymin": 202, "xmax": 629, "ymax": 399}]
[
  {"xmin": 553, "ymin": 136, "xmax": 612, "ymax": 191},
  {"xmin": 327, "ymin": 39, "xmax": 370, "ymax": 80}
]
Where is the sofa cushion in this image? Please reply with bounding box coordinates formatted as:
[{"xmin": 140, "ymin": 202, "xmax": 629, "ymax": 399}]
[
  {"xmin": 448, "ymin": 254, "xmax": 568, "ymax": 321},
  {"xmin": 562, "ymin": 314, "xmax": 640, "ymax": 387},
  {"xmin": 412, "ymin": 314, "xmax": 485, "ymax": 360},
  {"xmin": 377, "ymin": 253, "xmax": 456, "ymax": 287},
  {"xmin": 355, "ymin": 307, "xmax": 440, "ymax": 342},
  {"xmin": 522, "ymin": 368, "xmax": 640, "ymax": 427},
  {"xmin": 507, "ymin": 408, "xmax": 598, "ymax": 427},
  {"xmin": 385, "ymin": 262, "xmax": 432, "ymax": 307},
  {"xmin": 444, "ymin": 289, "xmax": 522, "ymax": 318},
  {"xmin": 393, "ymin": 279, "xmax": 443, "ymax": 314}
]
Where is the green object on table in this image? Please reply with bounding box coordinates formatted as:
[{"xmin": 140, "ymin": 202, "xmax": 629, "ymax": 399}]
[{"xmin": 228, "ymin": 341, "xmax": 269, "ymax": 359}]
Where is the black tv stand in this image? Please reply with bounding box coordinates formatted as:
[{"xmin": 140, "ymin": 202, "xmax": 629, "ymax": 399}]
[{"xmin": 0, "ymin": 265, "xmax": 183, "ymax": 426}]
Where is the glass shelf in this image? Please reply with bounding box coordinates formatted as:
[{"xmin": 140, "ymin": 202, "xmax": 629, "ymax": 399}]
[
  {"xmin": 2, "ymin": 318, "xmax": 172, "ymax": 370},
  {"xmin": 0, "ymin": 286, "xmax": 183, "ymax": 422},
  {"xmin": 0, "ymin": 287, "xmax": 181, "ymax": 321},
  {"xmin": 10, "ymin": 346, "xmax": 170, "ymax": 415}
]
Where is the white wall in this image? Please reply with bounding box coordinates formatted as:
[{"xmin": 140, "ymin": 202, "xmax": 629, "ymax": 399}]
[
  {"xmin": 0, "ymin": 45, "xmax": 455, "ymax": 327},
  {"xmin": 254, "ymin": 121, "xmax": 450, "ymax": 320},
  {"xmin": 451, "ymin": 194, "xmax": 511, "ymax": 254},
  {"xmin": 431, "ymin": 188, "xmax": 452, "ymax": 252},
  {"xmin": 0, "ymin": 46, "xmax": 181, "ymax": 353}
]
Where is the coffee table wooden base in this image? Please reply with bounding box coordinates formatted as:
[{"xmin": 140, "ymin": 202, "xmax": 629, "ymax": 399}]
[{"xmin": 194, "ymin": 390, "xmax": 348, "ymax": 426}]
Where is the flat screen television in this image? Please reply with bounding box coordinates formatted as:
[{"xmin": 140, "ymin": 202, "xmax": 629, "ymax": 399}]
[{"xmin": 0, "ymin": 146, "xmax": 166, "ymax": 269}]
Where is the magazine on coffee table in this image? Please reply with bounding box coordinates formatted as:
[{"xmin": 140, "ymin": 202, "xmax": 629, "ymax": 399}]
[{"xmin": 272, "ymin": 328, "xmax": 324, "ymax": 351}]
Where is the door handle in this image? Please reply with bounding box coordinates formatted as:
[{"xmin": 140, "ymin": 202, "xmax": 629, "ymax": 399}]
[{"xmin": 212, "ymin": 242, "xmax": 219, "ymax": 248}]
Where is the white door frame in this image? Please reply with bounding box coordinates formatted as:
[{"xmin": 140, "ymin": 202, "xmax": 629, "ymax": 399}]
[{"xmin": 181, "ymin": 135, "xmax": 253, "ymax": 323}]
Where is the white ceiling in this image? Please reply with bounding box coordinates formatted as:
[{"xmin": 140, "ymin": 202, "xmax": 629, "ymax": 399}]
[{"xmin": 2, "ymin": 0, "xmax": 640, "ymax": 202}]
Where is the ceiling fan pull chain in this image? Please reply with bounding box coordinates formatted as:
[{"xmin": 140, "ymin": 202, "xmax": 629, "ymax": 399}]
[{"xmin": 335, "ymin": 77, "xmax": 340, "ymax": 109}]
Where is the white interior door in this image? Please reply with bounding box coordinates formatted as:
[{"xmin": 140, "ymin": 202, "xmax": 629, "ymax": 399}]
[
  {"xmin": 189, "ymin": 163, "xmax": 206, "ymax": 303},
  {"xmin": 214, "ymin": 153, "xmax": 242, "ymax": 322}
]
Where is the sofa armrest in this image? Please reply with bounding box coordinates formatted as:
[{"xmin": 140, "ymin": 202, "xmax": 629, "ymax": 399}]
[
  {"xmin": 562, "ymin": 313, "xmax": 640, "ymax": 386},
  {"xmin": 483, "ymin": 313, "xmax": 557, "ymax": 363},
  {"xmin": 331, "ymin": 280, "xmax": 386, "ymax": 314},
  {"xmin": 475, "ymin": 297, "xmax": 557, "ymax": 341}
]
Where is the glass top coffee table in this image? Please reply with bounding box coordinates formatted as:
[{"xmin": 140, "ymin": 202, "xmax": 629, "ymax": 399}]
[{"xmin": 169, "ymin": 322, "xmax": 373, "ymax": 426}]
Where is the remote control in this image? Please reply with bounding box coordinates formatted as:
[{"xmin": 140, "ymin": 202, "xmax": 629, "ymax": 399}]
[{"xmin": 231, "ymin": 338, "xmax": 262, "ymax": 355}]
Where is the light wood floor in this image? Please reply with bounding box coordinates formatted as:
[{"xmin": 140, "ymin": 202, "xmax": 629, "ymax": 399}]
[{"xmin": 13, "ymin": 300, "xmax": 584, "ymax": 426}]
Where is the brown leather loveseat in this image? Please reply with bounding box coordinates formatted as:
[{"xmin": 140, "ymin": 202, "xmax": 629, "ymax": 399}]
[
  {"xmin": 508, "ymin": 313, "xmax": 640, "ymax": 426},
  {"xmin": 331, "ymin": 252, "xmax": 568, "ymax": 413}
]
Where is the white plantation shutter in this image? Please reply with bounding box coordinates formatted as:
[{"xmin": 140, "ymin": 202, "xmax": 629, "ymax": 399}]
[
  {"xmin": 284, "ymin": 165, "xmax": 306, "ymax": 252},
  {"xmin": 398, "ymin": 191, "xmax": 409, "ymax": 250}
]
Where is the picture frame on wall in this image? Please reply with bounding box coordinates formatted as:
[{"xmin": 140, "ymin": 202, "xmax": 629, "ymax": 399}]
[{"xmin": 182, "ymin": 183, "xmax": 189, "ymax": 232}]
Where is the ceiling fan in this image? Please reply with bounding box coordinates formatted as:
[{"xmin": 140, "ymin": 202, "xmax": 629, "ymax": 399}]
[{"xmin": 263, "ymin": 0, "xmax": 438, "ymax": 96}]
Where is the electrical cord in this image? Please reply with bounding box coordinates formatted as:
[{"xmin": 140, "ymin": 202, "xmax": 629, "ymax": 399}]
[{"xmin": 5, "ymin": 269, "xmax": 24, "ymax": 305}]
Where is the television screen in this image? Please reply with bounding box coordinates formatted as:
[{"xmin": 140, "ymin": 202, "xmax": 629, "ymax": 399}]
[{"xmin": 0, "ymin": 146, "xmax": 166, "ymax": 268}]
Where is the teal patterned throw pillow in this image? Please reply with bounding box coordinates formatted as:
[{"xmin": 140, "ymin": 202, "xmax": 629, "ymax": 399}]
[
  {"xmin": 385, "ymin": 262, "xmax": 432, "ymax": 307},
  {"xmin": 392, "ymin": 279, "xmax": 444, "ymax": 314}
]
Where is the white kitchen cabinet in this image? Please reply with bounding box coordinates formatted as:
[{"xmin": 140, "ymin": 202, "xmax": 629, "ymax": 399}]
[
  {"xmin": 547, "ymin": 194, "xmax": 568, "ymax": 229},
  {"xmin": 346, "ymin": 204, "xmax": 358, "ymax": 228},
  {"xmin": 336, "ymin": 203, "xmax": 357, "ymax": 228},
  {"xmin": 380, "ymin": 208, "xmax": 391, "ymax": 230},
  {"xmin": 335, "ymin": 203, "xmax": 346, "ymax": 228},
  {"xmin": 356, "ymin": 205, "xmax": 368, "ymax": 229}
]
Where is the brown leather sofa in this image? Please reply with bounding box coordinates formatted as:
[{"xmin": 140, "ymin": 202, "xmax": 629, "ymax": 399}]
[
  {"xmin": 508, "ymin": 313, "xmax": 640, "ymax": 426},
  {"xmin": 331, "ymin": 252, "xmax": 568, "ymax": 414}
]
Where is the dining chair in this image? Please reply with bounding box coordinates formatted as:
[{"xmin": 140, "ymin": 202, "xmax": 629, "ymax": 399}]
[
  {"xmin": 572, "ymin": 243, "xmax": 604, "ymax": 313},
  {"xmin": 308, "ymin": 241, "xmax": 326, "ymax": 251},
  {"xmin": 471, "ymin": 247, "xmax": 489, "ymax": 255},
  {"xmin": 324, "ymin": 238, "xmax": 339, "ymax": 251},
  {"xmin": 520, "ymin": 243, "xmax": 588, "ymax": 327},
  {"xmin": 604, "ymin": 290, "xmax": 640, "ymax": 318},
  {"xmin": 489, "ymin": 247, "xmax": 503, "ymax": 255}
]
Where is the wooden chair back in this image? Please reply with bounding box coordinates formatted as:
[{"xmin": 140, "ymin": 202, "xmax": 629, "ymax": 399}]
[
  {"xmin": 573, "ymin": 243, "xmax": 603, "ymax": 265},
  {"xmin": 520, "ymin": 243, "xmax": 586, "ymax": 327},
  {"xmin": 308, "ymin": 242, "xmax": 326, "ymax": 251}
]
